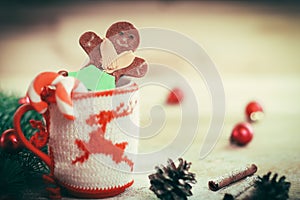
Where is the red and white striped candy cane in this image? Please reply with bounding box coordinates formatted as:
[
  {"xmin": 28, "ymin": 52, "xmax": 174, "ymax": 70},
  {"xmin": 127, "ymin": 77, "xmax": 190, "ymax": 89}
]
[
  {"xmin": 55, "ymin": 76, "xmax": 87, "ymax": 120},
  {"xmin": 27, "ymin": 72, "xmax": 87, "ymax": 120},
  {"xmin": 27, "ymin": 72, "xmax": 64, "ymax": 114}
]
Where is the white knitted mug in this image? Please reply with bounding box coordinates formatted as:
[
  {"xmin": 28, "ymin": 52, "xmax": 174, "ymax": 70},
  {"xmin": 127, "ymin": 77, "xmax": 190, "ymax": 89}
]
[{"xmin": 14, "ymin": 79, "xmax": 139, "ymax": 198}]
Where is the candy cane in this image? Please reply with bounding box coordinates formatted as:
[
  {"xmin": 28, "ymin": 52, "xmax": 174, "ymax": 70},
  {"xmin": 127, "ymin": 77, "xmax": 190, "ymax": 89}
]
[
  {"xmin": 55, "ymin": 76, "xmax": 87, "ymax": 120},
  {"xmin": 27, "ymin": 72, "xmax": 64, "ymax": 114},
  {"xmin": 27, "ymin": 72, "xmax": 87, "ymax": 120}
]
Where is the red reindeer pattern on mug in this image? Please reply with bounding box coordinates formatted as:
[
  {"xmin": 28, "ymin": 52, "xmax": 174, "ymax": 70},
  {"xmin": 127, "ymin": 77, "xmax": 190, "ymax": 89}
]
[
  {"xmin": 79, "ymin": 21, "xmax": 148, "ymax": 82},
  {"xmin": 72, "ymin": 101, "xmax": 136, "ymax": 170}
]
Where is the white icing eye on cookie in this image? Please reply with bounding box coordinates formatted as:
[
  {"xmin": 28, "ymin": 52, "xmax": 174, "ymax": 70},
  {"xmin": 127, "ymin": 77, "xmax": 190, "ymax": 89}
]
[{"xmin": 129, "ymin": 34, "xmax": 134, "ymax": 39}]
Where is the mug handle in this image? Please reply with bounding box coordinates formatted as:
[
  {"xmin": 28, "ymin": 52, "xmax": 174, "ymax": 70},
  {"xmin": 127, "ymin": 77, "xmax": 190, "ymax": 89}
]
[{"xmin": 14, "ymin": 104, "xmax": 51, "ymax": 168}]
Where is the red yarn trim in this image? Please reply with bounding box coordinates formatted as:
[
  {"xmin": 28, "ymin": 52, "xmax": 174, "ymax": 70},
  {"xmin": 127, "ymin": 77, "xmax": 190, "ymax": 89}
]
[
  {"xmin": 72, "ymin": 82, "xmax": 138, "ymax": 100},
  {"xmin": 58, "ymin": 179, "xmax": 134, "ymax": 198}
]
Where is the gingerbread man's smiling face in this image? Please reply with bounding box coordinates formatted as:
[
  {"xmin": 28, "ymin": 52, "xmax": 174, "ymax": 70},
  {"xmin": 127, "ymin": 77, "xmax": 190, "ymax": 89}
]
[{"xmin": 106, "ymin": 22, "xmax": 140, "ymax": 54}]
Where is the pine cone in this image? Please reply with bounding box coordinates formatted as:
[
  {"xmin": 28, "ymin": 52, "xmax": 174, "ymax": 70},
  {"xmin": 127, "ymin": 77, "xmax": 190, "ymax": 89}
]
[
  {"xmin": 223, "ymin": 193, "xmax": 234, "ymax": 200},
  {"xmin": 149, "ymin": 158, "xmax": 197, "ymax": 200},
  {"xmin": 252, "ymin": 172, "xmax": 290, "ymax": 200}
]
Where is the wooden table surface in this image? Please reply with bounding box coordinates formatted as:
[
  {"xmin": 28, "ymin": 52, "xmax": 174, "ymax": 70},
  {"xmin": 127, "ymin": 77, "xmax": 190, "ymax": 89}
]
[{"xmin": 0, "ymin": 1, "xmax": 299, "ymax": 199}]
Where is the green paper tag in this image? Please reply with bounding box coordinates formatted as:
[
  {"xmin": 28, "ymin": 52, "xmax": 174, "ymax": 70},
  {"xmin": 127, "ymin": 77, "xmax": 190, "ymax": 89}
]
[{"xmin": 69, "ymin": 65, "xmax": 115, "ymax": 91}]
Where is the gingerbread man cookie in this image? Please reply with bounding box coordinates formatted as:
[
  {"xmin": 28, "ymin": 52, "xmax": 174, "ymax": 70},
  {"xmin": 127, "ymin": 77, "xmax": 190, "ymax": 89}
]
[{"xmin": 79, "ymin": 21, "xmax": 148, "ymax": 83}]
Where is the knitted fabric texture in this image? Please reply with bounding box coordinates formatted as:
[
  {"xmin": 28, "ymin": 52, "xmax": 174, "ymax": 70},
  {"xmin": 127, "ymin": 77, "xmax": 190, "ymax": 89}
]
[{"xmin": 48, "ymin": 81, "xmax": 139, "ymax": 192}]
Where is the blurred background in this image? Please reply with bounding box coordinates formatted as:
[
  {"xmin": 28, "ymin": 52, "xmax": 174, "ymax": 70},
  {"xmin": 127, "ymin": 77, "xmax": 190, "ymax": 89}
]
[{"xmin": 0, "ymin": 1, "xmax": 299, "ymax": 199}]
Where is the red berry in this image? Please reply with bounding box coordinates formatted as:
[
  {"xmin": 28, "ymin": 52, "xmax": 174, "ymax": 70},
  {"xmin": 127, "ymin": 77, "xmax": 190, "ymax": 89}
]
[
  {"xmin": 166, "ymin": 88, "xmax": 184, "ymax": 105},
  {"xmin": 245, "ymin": 101, "xmax": 264, "ymax": 123},
  {"xmin": 230, "ymin": 122, "xmax": 253, "ymax": 146},
  {"xmin": 0, "ymin": 129, "xmax": 23, "ymax": 153}
]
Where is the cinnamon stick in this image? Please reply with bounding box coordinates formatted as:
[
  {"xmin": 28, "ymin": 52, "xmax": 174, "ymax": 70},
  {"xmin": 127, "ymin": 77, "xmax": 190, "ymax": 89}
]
[{"xmin": 208, "ymin": 164, "xmax": 257, "ymax": 191}]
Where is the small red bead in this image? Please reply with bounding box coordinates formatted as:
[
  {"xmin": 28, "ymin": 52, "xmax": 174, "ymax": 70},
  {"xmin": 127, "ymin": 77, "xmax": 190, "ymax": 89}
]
[
  {"xmin": 0, "ymin": 129, "xmax": 23, "ymax": 153},
  {"xmin": 166, "ymin": 88, "xmax": 184, "ymax": 105},
  {"xmin": 58, "ymin": 70, "xmax": 68, "ymax": 77},
  {"xmin": 230, "ymin": 122, "xmax": 253, "ymax": 146},
  {"xmin": 245, "ymin": 101, "xmax": 264, "ymax": 123}
]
